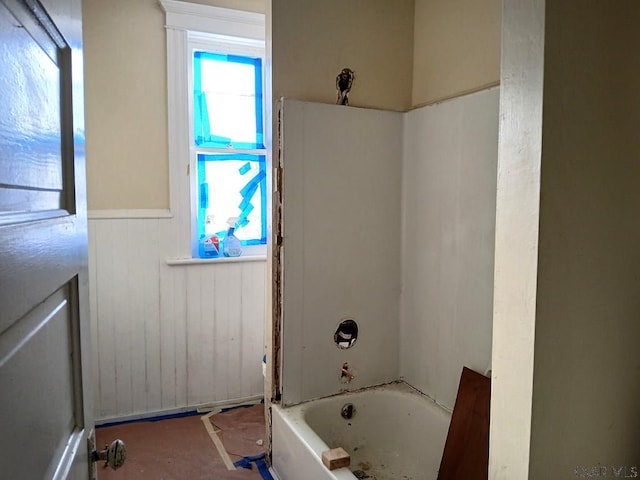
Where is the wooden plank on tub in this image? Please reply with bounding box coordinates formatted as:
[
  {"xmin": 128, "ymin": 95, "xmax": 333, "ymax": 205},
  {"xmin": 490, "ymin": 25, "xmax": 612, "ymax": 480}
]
[{"xmin": 438, "ymin": 367, "xmax": 490, "ymax": 480}]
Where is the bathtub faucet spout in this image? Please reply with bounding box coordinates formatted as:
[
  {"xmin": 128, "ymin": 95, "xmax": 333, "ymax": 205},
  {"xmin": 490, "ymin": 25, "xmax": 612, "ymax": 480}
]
[{"xmin": 341, "ymin": 362, "xmax": 354, "ymax": 383}]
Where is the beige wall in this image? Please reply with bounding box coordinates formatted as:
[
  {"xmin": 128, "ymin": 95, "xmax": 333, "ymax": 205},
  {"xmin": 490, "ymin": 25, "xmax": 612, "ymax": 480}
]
[
  {"xmin": 530, "ymin": 0, "xmax": 640, "ymax": 476},
  {"xmin": 83, "ymin": 0, "xmax": 264, "ymax": 210},
  {"xmin": 84, "ymin": 0, "xmax": 168, "ymax": 210},
  {"xmin": 412, "ymin": 0, "xmax": 501, "ymax": 107},
  {"xmin": 491, "ymin": 0, "xmax": 640, "ymax": 476},
  {"xmin": 84, "ymin": 0, "xmax": 502, "ymax": 208},
  {"xmin": 271, "ymin": 0, "xmax": 414, "ymax": 112}
]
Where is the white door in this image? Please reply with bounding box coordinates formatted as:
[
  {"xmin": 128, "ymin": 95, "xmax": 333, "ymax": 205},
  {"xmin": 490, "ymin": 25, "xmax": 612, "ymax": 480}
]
[{"xmin": 0, "ymin": 0, "xmax": 93, "ymax": 478}]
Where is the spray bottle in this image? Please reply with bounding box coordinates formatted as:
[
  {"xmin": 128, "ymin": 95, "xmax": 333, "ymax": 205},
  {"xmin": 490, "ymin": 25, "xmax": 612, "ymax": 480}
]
[{"xmin": 222, "ymin": 217, "xmax": 242, "ymax": 257}]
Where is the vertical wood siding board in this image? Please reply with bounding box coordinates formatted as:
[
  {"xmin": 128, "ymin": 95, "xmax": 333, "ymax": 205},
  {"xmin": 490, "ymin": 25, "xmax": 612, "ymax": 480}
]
[
  {"xmin": 240, "ymin": 263, "xmax": 248, "ymax": 397},
  {"xmin": 186, "ymin": 267, "xmax": 194, "ymax": 405},
  {"xmin": 125, "ymin": 219, "xmax": 136, "ymax": 415},
  {"xmin": 159, "ymin": 255, "xmax": 175, "ymax": 410},
  {"xmin": 241, "ymin": 262, "xmax": 264, "ymax": 398},
  {"xmin": 172, "ymin": 266, "xmax": 181, "ymax": 407},
  {"xmin": 141, "ymin": 219, "xmax": 152, "ymax": 411},
  {"xmin": 104, "ymin": 221, "xmax": 118, "ymax": 417},
  {"xmin": 93, "ymin": 221, "xmax": 110, "ymax": 418},
  {"xmin": 150, "ymin": 251, "xmax": 163, "ymax": 413},
  {"xmin": 258, "ymin": 264, "xmax": 267, "ymax": 394},
  {"xmin": 88, "ymin": 220, "xmax": 101, "ymax": 416},
  {"xmin": 200, "ymin": 265, "xmax": 215, "ymax": 404},
  {"xmin": 256, "ymin": 263, "xmax": 267, "ymax": 395},
  {"xmin": 175, "ymin": 266, "xmax": 188, "ymax": 407},
  {"xmin": 213, "ymin": 265, "xmax": 222, "ymax": 402},
  {"xmin": 162, "ymin": 264, "xmax": 173, "ymax": 408},
  {"xmin": 144, "ymin": 218, "xmax": 162, "ymax": 412},
  {"xmin": 93, "ymin": 214, "xmax": 268, "ymax": 417},
  {"xmin": 188, "ymin": 266, "xmax": 206, "ymax": 405},
  {"xmin": 98, "ymin": 220, "xmax": 120, "ymax": 418},
  {"xmin": 228, "ymin": 264, "xmax": 243, "ymax": 400},
  {"xmin": 110, "ymin": 220, "xmax": 128, "ymax": 415},
  {"xmin": 135, "ymin": 220, "xmax": 151, "ymax": 413},
  {"xmin": 185, "ymin": 267, "xmax": 196, "ymax": 405},
  {"xmin": 249, "ymin": 263, "xmax": 264, "ymax": 397},
  {"xmin": 203, "ymin": 266, "xmax": 214, "ymax": 404},
  {"xmin": 129, "ymin": 219, "xmax": 146, "ymax": 414},
  {"xmin": 214, "ymin": 264, "xmax": 230, "ymax": 402},
  {"xmin": 143, "ymin": 221, "xmax": 150, "ymax": 412},
  {"xmin": 93, "ymin": 221, "xmax": 105, "ymax": 417},
  {"xmin": 175, "ymin": 268, "xmax": 183, "ymax": 407},
  {"xmin": 158, "ymin": 263, "xmax": 169, "ymax": 409},
  {"xmin": 225, "ymin": 264, "xmax": 238, "ymax": 400},
  {"xmin": 172, "ymin": 269, "xmax": 179, "ymax": 408},
  {"xmin": 158, "ymin": 218, "xmax": 176, "ymax": 409},
  {"xmin": 212, "ymin": 268, "xmax": 224, "ymax": 400},
  {"xmin": 225, "ymin": 265, "xmax": 235, "ymax": 400}
]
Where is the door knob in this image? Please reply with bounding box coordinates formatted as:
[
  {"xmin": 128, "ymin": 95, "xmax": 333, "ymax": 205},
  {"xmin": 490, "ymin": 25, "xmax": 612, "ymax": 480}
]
[{"xmin": 91, "ymin": 439, "xmax": 127, "ymax": 470}]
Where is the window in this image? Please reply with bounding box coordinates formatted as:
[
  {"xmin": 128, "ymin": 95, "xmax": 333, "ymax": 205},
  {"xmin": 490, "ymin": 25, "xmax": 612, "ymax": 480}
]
[
  {"xmin": 190, "ymin": 37, "xmax": 267, "ymax": 255},
  {"xmin": 193, "ymin": 51, "xmax": 264, "ymax": 149},
  {"xmin": 160, "ymin": 0, "xmax": 267, "ymax": 260},
  {"xmin": 196, "ymin": 153, "xmax": 266, "ymax": 245}
]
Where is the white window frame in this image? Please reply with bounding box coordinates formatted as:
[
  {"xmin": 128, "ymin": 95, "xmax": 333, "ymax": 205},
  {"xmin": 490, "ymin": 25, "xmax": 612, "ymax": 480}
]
[{"xmin": 160, "ymin": 0, "xmax": 267, "ymax": 260}]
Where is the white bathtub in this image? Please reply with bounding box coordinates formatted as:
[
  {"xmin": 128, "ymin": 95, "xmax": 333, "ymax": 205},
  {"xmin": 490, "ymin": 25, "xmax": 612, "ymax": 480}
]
[{"xmin": 271, "ymin": 381, "xmax": 451, "ymax": 480}]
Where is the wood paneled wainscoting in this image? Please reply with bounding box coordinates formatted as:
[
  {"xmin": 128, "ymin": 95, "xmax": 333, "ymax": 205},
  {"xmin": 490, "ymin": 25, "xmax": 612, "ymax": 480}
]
[{"xmin": 88, "ymin": 214, "xmax": 266, "ymax": 422}]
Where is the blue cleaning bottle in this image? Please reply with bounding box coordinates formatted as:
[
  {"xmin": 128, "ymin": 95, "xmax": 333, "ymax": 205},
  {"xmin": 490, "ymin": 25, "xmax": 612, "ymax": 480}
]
[
  {"xmin": 198, "ymin": 234, "xmax": 220, "ymax": 258},
  {"xmin": 222, "ymin": 217, "xmax": 242, "ymax": 257}
]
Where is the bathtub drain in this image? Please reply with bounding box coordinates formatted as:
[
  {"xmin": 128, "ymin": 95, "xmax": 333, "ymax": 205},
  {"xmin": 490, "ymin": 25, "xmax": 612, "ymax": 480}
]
[{"xmin": 341, "ymin": 403, "xmax": 355, "ymax": 419}]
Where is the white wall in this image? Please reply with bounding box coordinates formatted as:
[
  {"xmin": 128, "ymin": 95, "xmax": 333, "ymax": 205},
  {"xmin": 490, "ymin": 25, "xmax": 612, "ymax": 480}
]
[
  {"xmin": 279, "ymin": 100, "xmax": 403, "ymax": 406},
  {"xmin": 400, "ymin": 87, "xmax": 499, "ymax": 410},
  {"xmin": 277, "ymin": 91, "xmax": 498, "ymax": 409},
  {"xmin": 89, "ymin": 217, "xmax": 266, "ymax": 421},
  {"xmin": 489, "ymin": 1, "xmax": 544, "ymax": 476}
]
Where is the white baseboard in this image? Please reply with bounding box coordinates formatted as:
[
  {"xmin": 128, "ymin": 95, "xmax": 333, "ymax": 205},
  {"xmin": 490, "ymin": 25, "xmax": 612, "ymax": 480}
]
[{"xmin": 95, "ymin": 394, "xmax": 264, "ymax": 426}]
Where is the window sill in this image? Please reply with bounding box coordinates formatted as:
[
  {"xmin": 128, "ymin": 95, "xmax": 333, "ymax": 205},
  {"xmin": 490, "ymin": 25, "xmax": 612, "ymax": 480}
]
[{"xmin": 165, "ymin": 255, "xmax": 267, "ymax": 266}]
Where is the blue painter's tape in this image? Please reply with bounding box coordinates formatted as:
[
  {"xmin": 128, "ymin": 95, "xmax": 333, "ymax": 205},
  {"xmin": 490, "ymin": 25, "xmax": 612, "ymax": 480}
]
[
  {"xmin": 259, "ymin": 161, "xmax": 267, "ymax": 244},
  {"xmin": 256, "ymin": 458, "xmax": 274, "ymax": 480},
  {"xmin": 239, "ymin": 162, "xmax": 252, "ymax": 175},
  {"xmin": 238, "ymin": 192, "xmax": 255, "ymax": 213},
  {"xmin": 233, "ymin": 453, "xmax": 274, "ymax": 479},
  {"xmin": 199, "ymin": 153, "xmax": 264, "ymax": 163},
  {"xmin": 199, "ymin": 183, "xmax": 208, "ymax": 209},
  {"xmin": 234, "ymin": 457, "xmax": 253, "ymax": 470},
  {"xmin": 240, "ymin": 170, "xmax": 266, "ymax": 197}
]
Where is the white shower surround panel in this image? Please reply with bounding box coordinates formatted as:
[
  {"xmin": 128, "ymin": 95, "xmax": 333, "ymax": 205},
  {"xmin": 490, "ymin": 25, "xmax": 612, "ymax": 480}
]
[
  {"xmin": 400, "ymin": 87, "xmax": 499, "ymax": 411},
  {"xmin": 279, "ymin": 87, "xmax": 499, "ymax": 411},
  {"xmin": 279, "ymin": 99, "xmax": 403, "ymax": 406}
]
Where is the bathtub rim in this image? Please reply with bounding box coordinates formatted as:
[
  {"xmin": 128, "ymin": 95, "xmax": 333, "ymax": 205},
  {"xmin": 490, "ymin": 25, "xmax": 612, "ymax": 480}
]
[{"xmin": 271, "ymin": 380, "xmax": 452, "ymax": 479}]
